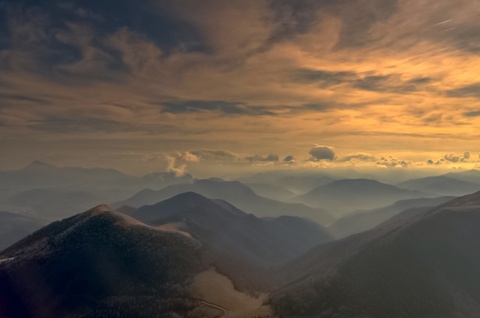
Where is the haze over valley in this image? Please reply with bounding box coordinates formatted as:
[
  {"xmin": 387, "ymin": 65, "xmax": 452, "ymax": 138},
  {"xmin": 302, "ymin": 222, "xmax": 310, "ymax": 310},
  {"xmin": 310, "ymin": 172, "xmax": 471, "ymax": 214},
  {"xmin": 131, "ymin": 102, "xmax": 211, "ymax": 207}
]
[{"xmin": 2, "ymin": 0, "xmax": 480, "ymax": 317}]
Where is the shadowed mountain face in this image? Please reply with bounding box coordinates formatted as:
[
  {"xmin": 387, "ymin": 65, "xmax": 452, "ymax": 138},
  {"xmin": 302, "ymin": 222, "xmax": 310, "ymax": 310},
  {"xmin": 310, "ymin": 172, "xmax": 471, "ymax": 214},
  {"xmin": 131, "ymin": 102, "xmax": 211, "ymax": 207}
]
[
  {"xmin": 0, "ymin": 211, "xmax": 46, "ymax": 251},
  {"xmin": 271, "ymin": 191, "xmax": 480, "ymax": 318},
  {"xmin": 0, "ymin": 205, "xmax": 207, "ymax": 318},
  {"xmin": 292, "ymin": 179, "xmax": 436, "ymax": 216},
  {"xmin": 117, "ymin": 179, "xmax": 334, "ymax": 225},
  {"xmin": 128, "ymin": 192, "xmax": 332, "ymax": 266}
]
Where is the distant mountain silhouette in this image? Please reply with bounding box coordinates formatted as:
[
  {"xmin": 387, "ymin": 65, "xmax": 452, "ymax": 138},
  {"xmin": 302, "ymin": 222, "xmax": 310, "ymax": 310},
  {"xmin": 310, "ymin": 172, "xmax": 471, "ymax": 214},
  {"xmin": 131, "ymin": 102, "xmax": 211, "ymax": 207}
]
[
  {"xmin": 398, "ymin": 175, "xmax": 480, "ymax": 196},
  {"xmin": 129, "ymin": 192, "xmax": 332, "ymax": 266},
  {"xmin": 445, "ymin": 169, "xmax": 480, "ymax": 184},
  {"xmin": 245, "ymin": 183, "xmax": 296, "ymax": 201},
  {"xmin": 0, "ymin": 161, "xmax": 194, "ymax": 219},
  {"xmin": 271, "ymin": 191, "xmax": 480, "ymax": 317},
  {"xmin": 329, "ymin": 196, "xmax": 454, "ymax": 238},
  {"xmin": 0, "ymin": 211, "xmax": 45, "ymax": 251},
  {"xmin": 1, "ymin": 187, "xmax": 102, "ymax": 220},
  {"xmin": 116, "ymin": 179, "xmax": 334, "ymax": 225},
  {"xmin": 276, "ymin": 175, "xmax": 336, "ymax": 194},
  {"xmin": 293, "ymin": 178, "xmax": 436, "ymax": 216}
]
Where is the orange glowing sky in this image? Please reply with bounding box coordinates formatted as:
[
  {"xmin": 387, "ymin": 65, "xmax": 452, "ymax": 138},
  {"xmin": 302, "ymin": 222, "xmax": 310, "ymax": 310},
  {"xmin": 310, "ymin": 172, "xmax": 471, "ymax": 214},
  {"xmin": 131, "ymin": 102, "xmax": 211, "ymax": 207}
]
[{"xmin": 1, "ymin": 0, "xmax": 480, "ymax": 176}]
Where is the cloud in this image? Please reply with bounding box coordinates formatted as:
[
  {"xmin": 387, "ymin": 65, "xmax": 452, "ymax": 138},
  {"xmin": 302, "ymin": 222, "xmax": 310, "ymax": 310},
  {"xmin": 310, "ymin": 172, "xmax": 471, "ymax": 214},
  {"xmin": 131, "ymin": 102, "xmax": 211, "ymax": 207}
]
[
  {"xmin": 447, "ymin": 83, "xmax": 480, "ymax": 98},
  {"xmin": 176, "ymin": 149, "xmax": 280, "ymax": 164},
  {"xmin": 162, "ymin": 100, "xmax": 275, "ymax": 116},
  {"xmin": 426, "ymin": 159, "xmax": 442, "ymax": 165},
  {"xmin": 291, "ymin": 68, "xmax": 357, "ymax": 87},
  {"xmin": 245, "ymin": 154, "xmax": 279, "ymax": 162},
  {"xmin": 352, "ymin": 75, "xmax": 433, "ymax": 94},
  {"xmin": 165, "ymin": 155, "xmax": 187, "ymax": 177},
  {"xmin": 463, "ymin": 110, "xmax": 480, "ymax": 117},
  {"xmin": 444, "ymin": 152, "xmax": 470, "ymax": 162},
  {"xmin": 268, "ymin": 0, "xmax": 399, "ymax": 48},
  {"xmin": 187, "ymin": 150, "xmax": 239, "ymax": 162},
  {"xmin": 338, "ymin": 153, "xmax": 376, "ymax": 162},
  {"xmin": 376, "ymin": 156, "xmax": 410, "ymax": 168},
  {"xmin": 309, "ymin": 145, "xmax": 336, "ymax": 161},
  {"xmin": 283, "ymin": 155, "xmax": 296, "ymax": 163}
]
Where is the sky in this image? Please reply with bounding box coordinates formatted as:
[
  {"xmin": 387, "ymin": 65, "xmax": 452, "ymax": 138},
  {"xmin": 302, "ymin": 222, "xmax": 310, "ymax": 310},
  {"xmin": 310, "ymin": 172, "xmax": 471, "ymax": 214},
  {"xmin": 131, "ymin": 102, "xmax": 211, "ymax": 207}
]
[{"xmin": 1, "ymin": 0, "xmax": 480, "ymax": 177}]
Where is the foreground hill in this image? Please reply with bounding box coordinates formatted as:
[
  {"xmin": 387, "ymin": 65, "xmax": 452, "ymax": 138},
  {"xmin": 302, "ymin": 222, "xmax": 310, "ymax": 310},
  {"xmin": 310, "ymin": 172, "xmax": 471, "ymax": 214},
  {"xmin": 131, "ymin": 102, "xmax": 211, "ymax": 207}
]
[
  {"xmin": 117, "ymin": 179, "xmax": 333, "ymax": 225},
  {"xmin": 129, "ymin": 192, "xmax": 332, "ymax": 266},
  {"xmin": 0, "ymin": 205, "xmax": 276, "ymax": 318},
  {"xmin": 271, "ymin": 191, "xmax": 480, "ymax": 317},
  {"xmin": 0, "ymin": 211, "xmax": 46, "ymax": 251},
  {"xmin": 293, "ymin": 179, "xmax": 435, "ymax": 216}
]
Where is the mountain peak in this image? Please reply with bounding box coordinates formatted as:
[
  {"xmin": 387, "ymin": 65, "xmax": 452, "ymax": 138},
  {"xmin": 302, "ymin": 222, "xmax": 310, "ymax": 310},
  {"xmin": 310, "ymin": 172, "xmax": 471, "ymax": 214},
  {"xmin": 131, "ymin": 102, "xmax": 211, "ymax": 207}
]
[
  {"xmin": 23, "ymin": 160, "xmax": 56, "ymax": 170},
  {"xmin": 89, "ymin": 204, "xmax": 114, "ymax": 214}
]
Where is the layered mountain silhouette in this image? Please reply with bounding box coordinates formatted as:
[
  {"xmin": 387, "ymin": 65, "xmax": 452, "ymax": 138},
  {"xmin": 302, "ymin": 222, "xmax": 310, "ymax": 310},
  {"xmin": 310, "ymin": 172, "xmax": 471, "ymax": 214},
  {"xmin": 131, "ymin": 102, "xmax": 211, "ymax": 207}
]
[
  {"xmin": 0, "ymin": 161, "xmax": 197, "ymax": 221},
  {"xmin": 271, "ymin": 191, "xmax": 480, "ymax": 317},
  {"xmin": 329, "ymin": 196, "xmax": 454, "ymax": 239},
  {"xmin": 276, "ymin": 175, "xmax": 336, "ymax": 194},
  {"xmin": 0, "ymin": 211, "xmax": 45, "ymax": 251},
  {"xmin": 245, "ymin": 182, "xmax": 296, "ymax": 201},
  {"xmin": 1, "ymin": 187, "xmax": 102, "ymax": 220},
  {"xmin": 128, "ymin": 192, "xmax": 332, "ymax": 266},
  {"xmin": 445, "ymin": 169, "xmax": 480, "ymax": 184},
  {"xmin": 117, "ymin": 179, "xmax": 333, "ymax": 225},
  {"xmin": 398, "ymin": 175, "xmax": 480, "ymax": 196},
  {"xmin": 292, "ymin": 179, "xmax": 436, "ymax": 216}
]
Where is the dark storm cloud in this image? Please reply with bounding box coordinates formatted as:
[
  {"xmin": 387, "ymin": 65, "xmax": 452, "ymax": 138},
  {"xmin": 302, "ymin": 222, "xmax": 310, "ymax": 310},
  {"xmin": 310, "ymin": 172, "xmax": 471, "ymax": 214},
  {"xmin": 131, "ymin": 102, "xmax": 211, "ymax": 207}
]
[
  {"xmin": 162, "ymin": 100, "xmax": 276, "ymax": 116},
  {"xmin": 268, "ymin": 0, "xmax": 399, "ymax": 47},
  {"xmin": 447, "ymin": 83, "xmax": 480, "ymax": 99}
]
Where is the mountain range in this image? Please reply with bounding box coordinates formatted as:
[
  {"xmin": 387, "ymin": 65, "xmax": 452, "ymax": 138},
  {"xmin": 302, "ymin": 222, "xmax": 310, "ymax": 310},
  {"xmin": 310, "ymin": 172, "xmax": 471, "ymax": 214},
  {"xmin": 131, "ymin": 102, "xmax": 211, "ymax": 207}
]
[
  {"xmin": 270, "ymin": 191, "xmax": 480, "ymax": 317},
  {"xmin": 0, "ymin": 211, "xmax": 46, "ymax": 251},
  {"xmin": 292, "ymin": 178, "xmax": 436, "ymax": 216},
  {"xmin": 116, "ymin": 178, "xmax": 334, "ymax": 225},
  {"xmin": 126, "ymin": 192, "xmax": 332, "ymax": 266},
  {"xmin": 398, "ymin": 175, "xmax": 480, "ymax": 196}
]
